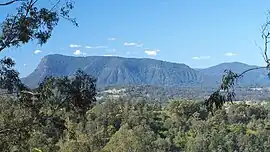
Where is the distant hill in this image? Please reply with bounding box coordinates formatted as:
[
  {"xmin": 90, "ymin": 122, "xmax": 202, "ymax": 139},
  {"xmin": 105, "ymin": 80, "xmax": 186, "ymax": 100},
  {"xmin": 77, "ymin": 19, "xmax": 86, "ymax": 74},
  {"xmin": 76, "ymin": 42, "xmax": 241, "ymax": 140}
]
[
  {"xmin": 22, "ymin": 54, "xmax": 270, "ymax": 88},
  {"xmin": 198, "ymin": 62, "xmax": 269, "ymax": 87},
  {"xmin": 199, "ymin": 62, "xmax": 259, "ymax": 76},
  {"xmin": 22, "ymin": 54, "xmax": 205, "ymax": 88}
]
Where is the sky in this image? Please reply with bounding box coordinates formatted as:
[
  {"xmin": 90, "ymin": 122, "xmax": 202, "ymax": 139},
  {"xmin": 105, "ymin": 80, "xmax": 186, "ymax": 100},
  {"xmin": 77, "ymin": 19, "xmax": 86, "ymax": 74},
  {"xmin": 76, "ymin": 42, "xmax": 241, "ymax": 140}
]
[{"xmin": 1, "ymin": 0, "xmax": 270, "ymax": 77}]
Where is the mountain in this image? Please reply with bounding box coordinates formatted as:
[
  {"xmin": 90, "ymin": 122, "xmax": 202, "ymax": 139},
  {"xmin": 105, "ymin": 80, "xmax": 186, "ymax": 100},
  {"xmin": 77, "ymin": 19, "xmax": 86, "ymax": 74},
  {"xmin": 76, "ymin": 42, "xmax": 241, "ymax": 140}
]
[
  {"xmin": 22, "ymin": 54, "xmax": 270, "ymax": 88},
  {"xmin": 198, "ymin": 62, "xmax": 269, "ymax": 87},
  {"xmin": 22, "ymin": 54, "xmax": 205, "ymax": 88},
  {"xmin": 199, "ymin": 62, "xmax": 259, "ymax": 76}
]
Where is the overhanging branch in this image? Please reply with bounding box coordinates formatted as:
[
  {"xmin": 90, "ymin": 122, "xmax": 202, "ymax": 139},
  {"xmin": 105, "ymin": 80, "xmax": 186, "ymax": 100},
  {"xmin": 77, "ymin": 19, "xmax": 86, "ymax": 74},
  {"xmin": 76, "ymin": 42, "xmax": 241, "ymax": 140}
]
[
  {"xmin": 0, "ymin": 0, "xmax": 24, "ymax": 6},
  {"xmin": 238, "ymin": 66, "xmax": 267, "ymax": 77}
]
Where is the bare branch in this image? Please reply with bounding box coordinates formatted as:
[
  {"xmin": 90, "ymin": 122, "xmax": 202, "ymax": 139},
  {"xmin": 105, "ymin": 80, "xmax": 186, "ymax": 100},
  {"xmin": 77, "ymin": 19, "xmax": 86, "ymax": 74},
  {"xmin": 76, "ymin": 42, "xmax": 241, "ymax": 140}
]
[
  {"xmin": 237, "ymin": 66, "xmax": 267, "ymax": 78},
  {"xmin": 263, "ymin": 35, "xmax": 270, "ymax": 64},
  {"xmin": 255, "ymin": 41, "xmax": 267, "ymax": 62},
  {"xmin": 60, "ymin": 14, "xmax": 78, "ymax": 26},
  {"xmin": 261, "ymin": 21, "xmax": 270, "ymax": 35},
  {"xmin": 49, "ymin": 0, "xmax": 61, "ymax": 11},
  {"xmin": 0, "ymin": 46, "xmax": 4, "ymax": 52},
  {"xmin": 0, "ymin": 0, "xmax": 24, "ymax": 6}
]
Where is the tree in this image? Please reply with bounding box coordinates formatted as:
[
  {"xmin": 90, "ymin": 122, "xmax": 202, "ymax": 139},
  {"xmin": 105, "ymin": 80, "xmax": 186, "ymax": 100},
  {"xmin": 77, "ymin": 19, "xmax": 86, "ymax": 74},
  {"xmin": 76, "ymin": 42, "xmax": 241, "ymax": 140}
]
[
  {"xmin": 0, "ymin": 0, "xmax": 77, "ymax": 96},
  {"xmin": 205, "ymin": 12, "xmax": 270, "ymax": 114},
  {"xmin": 0, "ymin": 0, "xmax": 79, "ymax": 140},
  {"xmin": 0, "ymin": 0, "xmax": 77, "ymax": 52},
  {"xmin": 0, "ymin": 57, "xmax": 24, "ymax": 94},
  {"xmin": 102, "ymin": 124, "xmax": 159, "ymax": 152},
  {"xmin": 0, "ymin": 68, "xmax": 97, "ymax": 151},
  {"xmin": 35, "ymin": 69, "xmax": 97, "ymax": 123},
  {"xmin": 55, "ymin": 69, "xmax": 97, "ymax": 116}
]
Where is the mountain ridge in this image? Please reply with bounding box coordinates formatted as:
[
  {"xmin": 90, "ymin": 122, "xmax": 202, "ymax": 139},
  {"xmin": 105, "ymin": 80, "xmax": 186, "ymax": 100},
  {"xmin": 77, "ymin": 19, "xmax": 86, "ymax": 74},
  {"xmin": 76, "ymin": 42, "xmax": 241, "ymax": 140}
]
[{"xmin": 22, "ymin": 54, "xmax": 270, "ymax": 88}]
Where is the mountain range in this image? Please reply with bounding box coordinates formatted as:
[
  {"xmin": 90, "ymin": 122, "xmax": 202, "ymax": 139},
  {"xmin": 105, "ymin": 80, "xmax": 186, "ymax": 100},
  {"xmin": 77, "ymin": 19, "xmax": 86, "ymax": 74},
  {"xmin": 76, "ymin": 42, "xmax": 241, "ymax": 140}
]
[{"xmin": 22, "ymin": 54, "xmax": 270, "ymax": 88}]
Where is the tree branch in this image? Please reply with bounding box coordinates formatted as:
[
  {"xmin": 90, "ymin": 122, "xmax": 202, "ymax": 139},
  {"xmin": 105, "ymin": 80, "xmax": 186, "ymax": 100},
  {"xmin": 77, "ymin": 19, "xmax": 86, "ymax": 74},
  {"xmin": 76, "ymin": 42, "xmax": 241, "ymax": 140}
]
[
  {"xmin": 0, "ymin": 46, "xmax": 4, "ymax": 52},
  {"xmin": 0, "ymin": 0, "xmax": 39, "ymax": 52},
  {"xmin": 255, "ymin": 41, "xmax": 267, "ymax": 62},
  {"xmin": 49, "ymin": 0, "xmax": 61, "ymax": 11},
  {"xmin": 263, "ymin": 35, "xmax": 269, "ymax": 64},
  {"xmin": 238, "ymin": 66, "xmax": 267, "ymax": 78},
  {"xmin": 0, "ymin": 0, "xmax": 24, "ymax": 6}
]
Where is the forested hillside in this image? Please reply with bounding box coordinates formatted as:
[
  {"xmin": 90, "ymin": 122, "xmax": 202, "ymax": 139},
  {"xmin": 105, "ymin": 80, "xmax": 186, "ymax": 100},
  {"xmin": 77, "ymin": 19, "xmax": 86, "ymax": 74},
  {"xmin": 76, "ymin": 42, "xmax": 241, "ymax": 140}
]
[
  {"xmin": 99, "ymin": 85, "xmax": 270, "ymax": 102},
  {"xmin": 1, "ymin": 94, "xmax": 270, "ymax": 152}
]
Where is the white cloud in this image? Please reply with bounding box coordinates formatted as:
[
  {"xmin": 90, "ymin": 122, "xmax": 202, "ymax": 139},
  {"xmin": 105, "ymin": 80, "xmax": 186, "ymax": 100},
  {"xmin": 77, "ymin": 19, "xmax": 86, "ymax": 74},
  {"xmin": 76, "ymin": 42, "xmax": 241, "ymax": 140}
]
[
  {"xmin": 108, "ymin": 37, "xmax": 116, "ymax": 41},
  {"xmin": 192, "ymin": 56, "xmax": 211, "ymax": 60},
  {"xmin": 70, "ymin": 44, "xmax": 81, "ymax": 48},
  {"xmin": 85, "ymin": 45, "xmax": 108, "ymax": 49},
  {"xmin": 192, "ymin": 57, "xmax": 200, "ymax": 60},
  {"xmin": 225, "ymin": 52, "xmax": 237, "ymax": 56},
  {"xmin": 73, "ymin": 50, "xmax": 86, "ymax": 56},
  {"xmin": 144, "ymin": 49, "xmax": 160, "ymax": 56},
  {"xmin": 34, "ymin": 50, "xmax": 42, "ymax": 54},
  {"xmin": 73, "ymin": 50, "xmax": 81, "ymax": 55},
  {"xmin": 23, "ymin": 64, "xmax": 27, "ymax": 67},
  {"xmin": 95, "ymin": 46, "xmax": 108, "ymax": 49},
  {"xmin": 124, "ymin": 42, "xmax": 136, "ymax": 46},
  {"xmin": 124, "ymin": 42, "xmax": 143, "ymax": 47}
]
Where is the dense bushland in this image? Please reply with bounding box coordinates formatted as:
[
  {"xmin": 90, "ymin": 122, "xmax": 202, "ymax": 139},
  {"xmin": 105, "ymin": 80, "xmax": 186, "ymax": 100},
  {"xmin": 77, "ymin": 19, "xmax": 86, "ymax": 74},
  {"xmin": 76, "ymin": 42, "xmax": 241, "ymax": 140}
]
[{"xmin": 1, "ymin": 90, "xmax": 270, "ymax": 151}]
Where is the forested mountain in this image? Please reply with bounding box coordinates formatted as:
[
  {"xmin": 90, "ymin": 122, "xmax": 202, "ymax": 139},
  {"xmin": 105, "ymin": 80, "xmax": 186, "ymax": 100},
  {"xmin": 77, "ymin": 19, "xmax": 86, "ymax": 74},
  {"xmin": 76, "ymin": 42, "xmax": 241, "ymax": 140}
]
[
  {"xmin": 22, "ymin": 54, "xmax": 270, "ymax": 88},
  {"xmin": 22, "ymin": 54, "xmax": 204, "ymax": 88}
]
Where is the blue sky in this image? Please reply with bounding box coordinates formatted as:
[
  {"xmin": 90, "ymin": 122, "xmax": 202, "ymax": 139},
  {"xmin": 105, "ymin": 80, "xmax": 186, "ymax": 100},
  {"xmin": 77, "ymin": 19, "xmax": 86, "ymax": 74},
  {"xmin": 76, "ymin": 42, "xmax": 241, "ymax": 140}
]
[{"xmin": 1, "ymin": 0, "xmax": 270, "ymax": 77}]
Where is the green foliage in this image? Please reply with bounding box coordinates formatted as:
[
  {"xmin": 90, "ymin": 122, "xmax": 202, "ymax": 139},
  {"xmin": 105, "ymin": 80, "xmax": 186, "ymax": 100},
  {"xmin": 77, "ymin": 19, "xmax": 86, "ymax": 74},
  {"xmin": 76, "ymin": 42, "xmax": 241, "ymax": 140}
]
[
  {"xmin": 0, "ymin": 0, "xmax": 77, "ymax": 52},
  {"xmin": 0, "ymin": 57, "xmax": 26, "ymax": 94},
  {"xmin": 38, "ymin": 69, "xmax": 97, "ymax": 116},
  {"xmin": 103, "ymin": 124, "xmax": 156, "ymax": 152},
  {"xmin": 167, "ymin": 100, "xmax": 200, "ymax": 120},
  {"xmin": 204, "ymin": 70, "xmax": 239, "ymax": 114},
  {"xmin": 1, "ymin": 89, "xmax": 270, "ymax": 151},
  {"xmin": 0, "ymin": 60, "xmax": 97, "ymax": 151}
]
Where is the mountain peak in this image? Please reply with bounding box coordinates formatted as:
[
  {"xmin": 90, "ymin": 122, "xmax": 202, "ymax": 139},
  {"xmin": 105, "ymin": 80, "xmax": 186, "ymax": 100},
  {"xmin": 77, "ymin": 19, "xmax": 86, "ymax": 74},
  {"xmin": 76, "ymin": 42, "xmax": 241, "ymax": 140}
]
[{"xmin": 22, "ymin": 54, "xmax": 202, "ymax": 88}]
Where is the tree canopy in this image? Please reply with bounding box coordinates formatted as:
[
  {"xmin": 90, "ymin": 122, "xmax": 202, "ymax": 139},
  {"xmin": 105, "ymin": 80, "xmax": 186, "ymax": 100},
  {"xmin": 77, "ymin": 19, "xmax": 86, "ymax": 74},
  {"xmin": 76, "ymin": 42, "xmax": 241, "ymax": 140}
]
[{"xmin": 0, "ymin": 0, "xmax": 77, "ymax": 52}]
